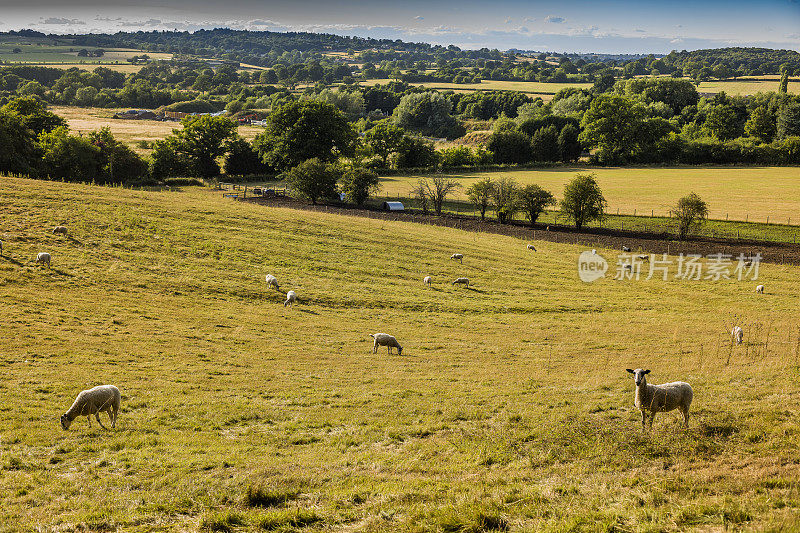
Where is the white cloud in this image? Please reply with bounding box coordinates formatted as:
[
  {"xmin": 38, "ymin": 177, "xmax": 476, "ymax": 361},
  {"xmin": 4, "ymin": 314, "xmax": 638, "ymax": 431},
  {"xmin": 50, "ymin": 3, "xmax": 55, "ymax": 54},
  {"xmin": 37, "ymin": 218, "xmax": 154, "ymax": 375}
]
[
  {"xmin": 413, "ymin": 16, "xmax": 424, "ymax": 21},
  {"xmin": 545, "ymin": 16, "xmax": 565, "ymax": 24},
  {"xmin": 40, "ymin": 17, "xmax": 85, "ymax": 25}
]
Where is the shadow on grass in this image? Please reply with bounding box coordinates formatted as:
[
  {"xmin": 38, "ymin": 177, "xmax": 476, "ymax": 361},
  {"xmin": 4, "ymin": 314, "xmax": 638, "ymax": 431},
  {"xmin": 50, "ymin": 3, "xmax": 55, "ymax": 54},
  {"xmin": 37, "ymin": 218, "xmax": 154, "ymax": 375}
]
[
  {"xmin": 2, "ymin": 256, "xmax": 23, "ymax": 266},
  {"xmin": 296, "ymin": 308, "xmax": 319, "ymax": 315}
]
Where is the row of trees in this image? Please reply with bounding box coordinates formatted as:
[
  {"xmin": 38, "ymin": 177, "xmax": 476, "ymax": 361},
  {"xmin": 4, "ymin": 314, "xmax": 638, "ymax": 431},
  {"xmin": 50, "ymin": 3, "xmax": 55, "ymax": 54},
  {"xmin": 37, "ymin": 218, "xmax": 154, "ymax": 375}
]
[{"xmin": 0, "ymin": 97, "xmax": 147, "ymax": 183}]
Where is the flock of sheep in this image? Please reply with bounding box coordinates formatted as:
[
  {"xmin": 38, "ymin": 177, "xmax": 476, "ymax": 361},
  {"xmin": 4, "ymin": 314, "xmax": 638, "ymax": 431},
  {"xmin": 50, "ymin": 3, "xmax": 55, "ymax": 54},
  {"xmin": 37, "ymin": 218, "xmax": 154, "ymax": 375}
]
[{"xmin": 48, "ymin": 234, "xmax": 765, "ymax": 432}]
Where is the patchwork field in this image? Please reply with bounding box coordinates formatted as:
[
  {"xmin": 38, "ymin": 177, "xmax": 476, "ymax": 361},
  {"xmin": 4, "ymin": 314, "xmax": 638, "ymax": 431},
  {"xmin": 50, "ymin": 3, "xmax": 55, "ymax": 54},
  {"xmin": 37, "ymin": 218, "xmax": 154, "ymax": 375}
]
[
  {"xmin": 50, "ymin": 106, "xmax": 264, "ymax": 153},
  {"xmin": 1, "ymin": 177, "xmax": 800, "ymax": 532},
  {"xmin": 0, "ymin": 37, "xmax": 171, "ymax": 64},
  {"xmin": 359, "ymin": 77, "xmax": 800, "ymax": 97},
  {"xmin": 381, "ymin": 166, "xmax": 800, "ymax": 225}
]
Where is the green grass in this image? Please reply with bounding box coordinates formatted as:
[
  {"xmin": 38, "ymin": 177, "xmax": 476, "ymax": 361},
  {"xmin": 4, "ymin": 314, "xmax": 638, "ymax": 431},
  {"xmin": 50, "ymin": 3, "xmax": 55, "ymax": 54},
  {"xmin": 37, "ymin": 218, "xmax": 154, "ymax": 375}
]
[
  {"xmin": 380, "ymin": 166, "xmax": 800, "ymax": 226},
  {"xmin": 1, "ymin": 177, "xmax": 800, "ymax": 531}
]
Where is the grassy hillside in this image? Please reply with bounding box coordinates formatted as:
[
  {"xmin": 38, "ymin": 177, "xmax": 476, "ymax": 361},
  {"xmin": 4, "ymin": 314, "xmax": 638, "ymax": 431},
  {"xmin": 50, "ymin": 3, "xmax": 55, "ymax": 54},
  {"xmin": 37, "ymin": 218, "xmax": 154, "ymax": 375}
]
[{"xmin": 1, "ymin": 178, "xmax": 799, "ymax": 532}]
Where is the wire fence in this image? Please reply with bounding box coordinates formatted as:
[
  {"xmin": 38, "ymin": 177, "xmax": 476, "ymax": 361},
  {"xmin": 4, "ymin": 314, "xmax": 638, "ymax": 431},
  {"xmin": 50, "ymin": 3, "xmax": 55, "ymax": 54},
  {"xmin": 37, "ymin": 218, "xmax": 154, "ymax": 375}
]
[{"xmin": 375, "ymin": 194, "xmax": 800, "ymax": 245}]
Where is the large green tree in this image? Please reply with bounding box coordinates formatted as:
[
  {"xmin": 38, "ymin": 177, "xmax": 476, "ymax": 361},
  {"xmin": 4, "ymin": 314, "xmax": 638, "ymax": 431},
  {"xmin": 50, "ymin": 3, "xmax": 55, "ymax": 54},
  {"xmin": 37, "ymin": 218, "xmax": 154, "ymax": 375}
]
[
  {"xmin": 744, "ymin": 106, "xmax": 776, "ymax": 142},
  {"xmin": 254, "ymin": 100, "xmax": 357, "ymax": 171},
  {"xmin": 673, "ymin": 192, "xmax": 708, "ymax": 240},
  {"xmin": 517, "ymin": 184, "xmax": 555, "ymax": 226},
  {"xmin": 363, "ymin": 122, "xmax": 405, "ymax": 167},
  {"xmin": 0, "ymin": 109, "xmax": 40, "ymax": 175},
  {"xmin": 392, "ymin": 91, "xmax": 464, "ymax": 140},
  {"xmin": 777, "ymin": 102, "xmax": 800, "ymax": 140},
  {"xmin": 284, "ymin": 158, "xmax": 341, "ymax": 205},
  {"xmin": 579, "ymin": 94, "xmax": 644, "ymax": 164},
  {"xmin": 559, "ymin": 173, "xmax": 606, "ymax": 230},
  {"xmin": 466, "ymin": 177, "xmax": 495, "ymax": 220},
  {"xmin": 173, "ymin": 115, "xmax": 238, "ymax": 178},
  {"xmin": 1, "ymin": 96, "xmax": 66, "ymax": 136}
]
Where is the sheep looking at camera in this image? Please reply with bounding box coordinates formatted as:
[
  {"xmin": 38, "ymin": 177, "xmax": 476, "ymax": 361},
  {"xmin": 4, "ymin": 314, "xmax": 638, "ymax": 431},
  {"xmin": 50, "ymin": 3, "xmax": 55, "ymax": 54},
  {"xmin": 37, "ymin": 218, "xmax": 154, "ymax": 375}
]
[{"xmin": 626, "ymin": 369, "xmax": 692, "ymax": 430}]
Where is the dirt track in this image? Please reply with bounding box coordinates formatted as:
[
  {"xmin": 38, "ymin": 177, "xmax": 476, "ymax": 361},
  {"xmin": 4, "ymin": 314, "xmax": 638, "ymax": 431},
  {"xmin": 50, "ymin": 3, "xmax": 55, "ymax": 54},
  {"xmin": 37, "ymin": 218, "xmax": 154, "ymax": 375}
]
[{"xmin": 241, "ymin": 196, "xmax": 800, "ymax": 266}]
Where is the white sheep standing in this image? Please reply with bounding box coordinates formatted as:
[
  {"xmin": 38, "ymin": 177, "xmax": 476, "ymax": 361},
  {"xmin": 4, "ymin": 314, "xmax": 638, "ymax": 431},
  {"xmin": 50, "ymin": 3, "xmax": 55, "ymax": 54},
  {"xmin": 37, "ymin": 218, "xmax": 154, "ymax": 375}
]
[
  {"xmin": 527, "ymin": 244, "xmax": 537, "ymax": 251},
  {"xmin": 36, "ymin": 252, "xmax": 51, "ymax": 268},
  {"xmin": 732, "ymin": 326, "xmax": 744, "ymax": 345},
  {"xmin": 423, "ymin": 276, "xmax": 432, "ymax": 286},
  {"xmin": 284, "ymin": 290, "xmax": 297, "ymax": 307},
  {"xmin": 626, "ymin": 369, "xmax": 693, "ymax": 430},
  {"xmin": 452, "ymin": 277, "xmax": 470, "ymax": 288},
  {"xmin": 755, "ymin": 284, "xmax": 764, "ymax": 294},
  {"xmin": 60, "ymin": 385, "xmax": 121, "ymax": 430},
  {"xmin": 52, "ymin": 226, "xmax": 68, "ymax": 235},
  {"xmin": 370, "ymin": 333, "xmax": 403, "ymax": 355},
  {"xmin": 265, "ymin": 274, "xmax": 280, "ymax": 291},
  {"xmin": 451, "ymin": 253, "xmax": 463, "ymax": 264}
]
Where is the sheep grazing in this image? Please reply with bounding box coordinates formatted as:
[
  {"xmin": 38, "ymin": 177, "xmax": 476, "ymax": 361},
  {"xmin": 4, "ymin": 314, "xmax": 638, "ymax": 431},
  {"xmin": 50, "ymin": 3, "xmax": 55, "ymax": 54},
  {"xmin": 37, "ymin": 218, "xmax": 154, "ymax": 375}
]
[
  {"xmin": 36, "ymin": 252, "xmax": 51, "ymax": 268},
  {"xmin": 265, "ymin": 274, "xmax": 280, "ymax": 291},
  {"xmin": 423, "ymin": 276, "xmax": 432, "ymax": 286},
  {"xmin": 284, "ymin": 290, "xmax": 297, "ymax": 307},
  {"xmin": 755, "ymin": 284, "xmax": 764, "ymax": 294},
  {"xmin": 626, "ymin": 369, "xmax": 693, "ymax": 430},
  {"xmin": 527, "ymin": 244, "xmax": 537, "ymax": 251},
  {"xmin": 370, "ymin": 333, "xmax": 403, "ymax": 355},
  {"xmin": 622, "ymin": 245, "xmax": 631, "ymax": 252},
  {"xmin": 452, "ymin": 277, "xmax": 470, "ymax": 288},
  {"xmin": 732, "ymin": 326, "xmax": 743, "ymax": 345},
  {"xmin": 60, "ymin": 385, "xmax": 121, "ymax": 430},
  {"xmin": 451, "ymin": 253, "xmax": 463, "ymax": 264},
  {"xmin": 52, "ymin": 226, "xmax": 68, "ymax": 235},
  {"xmin": 637, "ymin": 255, "xmax": 649, "ymax": 262}
]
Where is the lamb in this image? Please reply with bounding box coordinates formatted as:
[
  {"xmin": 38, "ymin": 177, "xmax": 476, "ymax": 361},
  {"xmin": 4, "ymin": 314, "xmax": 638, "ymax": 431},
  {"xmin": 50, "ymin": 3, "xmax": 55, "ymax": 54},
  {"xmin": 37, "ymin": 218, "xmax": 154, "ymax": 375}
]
[
  {"xmin": 732, "ymin": 326, "xmax": 743, "ymax": 345},
  {"xmin": 370, "ymin": 333, "xmax": 403, "ymax": 355},
  {"xmin": 265, "ymin": 274, "xmax": 280, "ymax": 290},
  {"xmin": 755, "ymin": 284, "xmax": 764, "ymax": 294},
  {"xmin": 36, "ymin": 252, "xmax": 51, "ymax": 268},
  {"xmin": 52, "ymin": 226, "xmax": 68, "ymax": 235},
  {"xmin": 527, "ymin": 244, "xmax": 537, "ymax": 251},
  {"xmin": 284, "ymin": 290, "xmax": 297, "ymax": 307},
  {"xmin": 451, "ymin": 253, "xmax": 463, "ymax": 264},
  {"xmin": 452, "ymin": 277, "xmax": 470, "ymax": 288},
  {"xmin": 626, "ymin": 369, "xmax": 692, "ymax": 430},
  {"xmin": 424, "ymin": 276, "xmax": 432, "ymax": 286},
  {"xmin": 60, "ymin": 385, "xmax": 120, "ymax": 430}
]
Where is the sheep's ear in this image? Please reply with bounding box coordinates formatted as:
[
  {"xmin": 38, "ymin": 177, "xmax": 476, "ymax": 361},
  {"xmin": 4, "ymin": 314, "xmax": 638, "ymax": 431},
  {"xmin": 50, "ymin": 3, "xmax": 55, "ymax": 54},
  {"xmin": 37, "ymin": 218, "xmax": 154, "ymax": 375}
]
[
  {"xmin": 643, "ymin": 369, "xmax": 650, "ymax": 374},
  {"xmin": 625, "ymin": 368, "xmax": 634, "ymax": 374}
]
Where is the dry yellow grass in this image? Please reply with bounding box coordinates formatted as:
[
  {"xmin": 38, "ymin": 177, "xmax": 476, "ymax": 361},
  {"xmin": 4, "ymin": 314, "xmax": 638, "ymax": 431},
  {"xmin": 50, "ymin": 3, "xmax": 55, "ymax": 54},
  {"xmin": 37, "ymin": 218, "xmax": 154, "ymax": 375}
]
[
  {"xmin": 697, "ymin": 79, "xmax": 800, "ymax": 96},
  {"xmin": 0, "ymin": 177, "xmax": 799, "ymax": 531},
  {"xmin": 51, "ymin": 106, "xmax": 264, "ymax": 153}
]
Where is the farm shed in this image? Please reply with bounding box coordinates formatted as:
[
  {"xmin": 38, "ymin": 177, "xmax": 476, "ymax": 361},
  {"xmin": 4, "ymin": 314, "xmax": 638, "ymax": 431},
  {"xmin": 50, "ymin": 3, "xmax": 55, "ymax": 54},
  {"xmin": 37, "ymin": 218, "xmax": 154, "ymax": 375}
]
[{"xmin": 382, "ymin": 201, "xmax": 404, "ymax": 211}]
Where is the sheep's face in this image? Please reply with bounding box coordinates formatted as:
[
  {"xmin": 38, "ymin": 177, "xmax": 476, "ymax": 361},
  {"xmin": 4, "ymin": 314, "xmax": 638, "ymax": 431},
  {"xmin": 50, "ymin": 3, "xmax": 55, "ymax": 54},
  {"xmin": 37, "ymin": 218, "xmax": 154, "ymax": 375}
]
[
  {"xmin": 60, "ymin": 414, "xmax": 72, "ymax": 430},
  {"xmin": 397, "ymin": 346, "xmax": 403, "ymax": 356},
  {"xmin": 626, "ymin": 368, "xmax": 650, "ymax": 386}
]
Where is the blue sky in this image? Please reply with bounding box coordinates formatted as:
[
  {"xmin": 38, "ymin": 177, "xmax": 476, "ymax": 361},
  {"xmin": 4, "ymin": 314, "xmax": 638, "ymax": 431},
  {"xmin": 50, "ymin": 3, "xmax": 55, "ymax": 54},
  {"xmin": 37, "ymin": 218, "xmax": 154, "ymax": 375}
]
[{"xmin": 1, "ymin": 0, "xmax": 799, "ymax": 53}]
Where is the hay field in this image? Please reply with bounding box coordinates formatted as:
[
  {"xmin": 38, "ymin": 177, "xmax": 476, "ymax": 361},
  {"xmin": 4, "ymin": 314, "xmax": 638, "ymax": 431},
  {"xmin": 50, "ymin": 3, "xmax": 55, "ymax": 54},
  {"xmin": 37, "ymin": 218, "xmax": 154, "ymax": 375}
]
[
  {"xmin": 381, "ymin": 166, "xmax": 800, "ymax": 224},
  {"xmin": 50, "ymin": 106, "xmax": 264, "ymax": 153},
  {"xmin": 0, "ymin": 177, "xmax": 799, "ymax": 531}
]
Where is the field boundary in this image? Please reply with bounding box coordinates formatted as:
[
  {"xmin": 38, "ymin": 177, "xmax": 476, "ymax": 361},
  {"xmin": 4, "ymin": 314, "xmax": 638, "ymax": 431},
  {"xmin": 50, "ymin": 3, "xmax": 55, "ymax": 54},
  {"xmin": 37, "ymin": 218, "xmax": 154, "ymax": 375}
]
[{"xmin": 239, "ymin": 195, "xmax": 800, "ymax": 265}]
